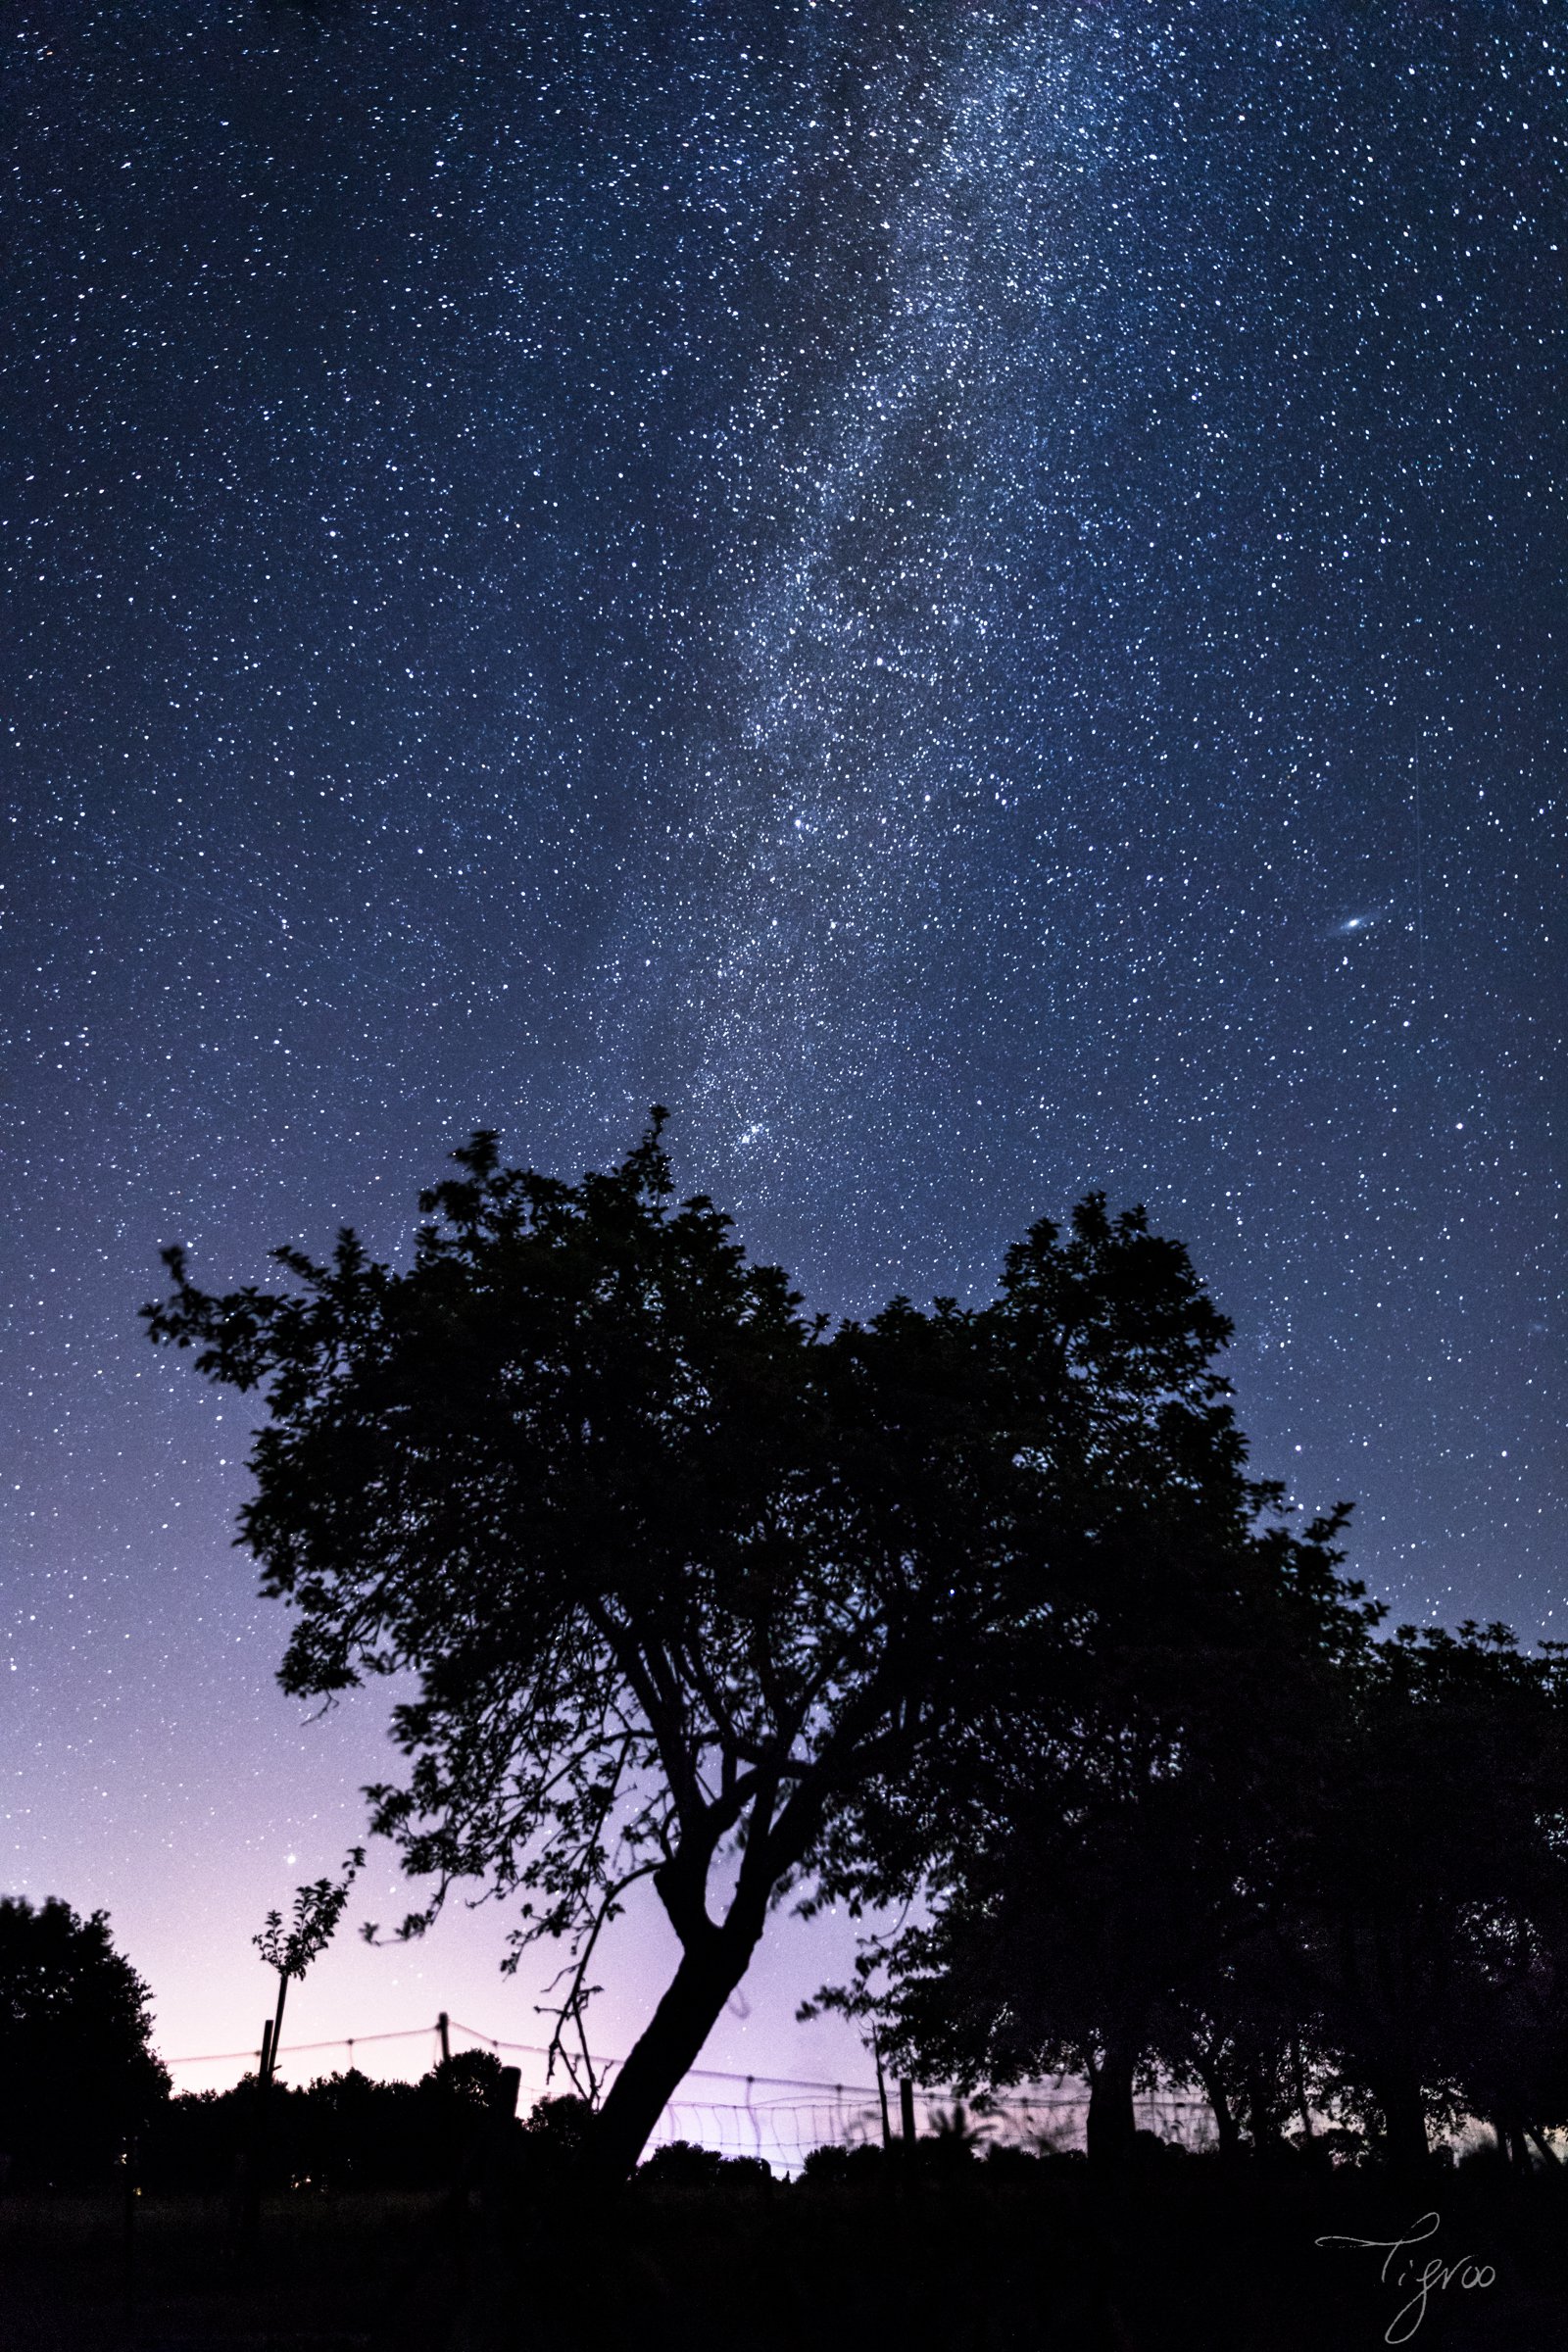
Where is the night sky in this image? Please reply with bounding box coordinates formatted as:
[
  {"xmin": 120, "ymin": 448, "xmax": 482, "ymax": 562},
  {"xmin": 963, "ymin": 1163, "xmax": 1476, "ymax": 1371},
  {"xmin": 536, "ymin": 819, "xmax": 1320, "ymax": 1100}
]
[{"xmin": 4, "ymin": 2, "xmax": 1563, "ymax": 2115}]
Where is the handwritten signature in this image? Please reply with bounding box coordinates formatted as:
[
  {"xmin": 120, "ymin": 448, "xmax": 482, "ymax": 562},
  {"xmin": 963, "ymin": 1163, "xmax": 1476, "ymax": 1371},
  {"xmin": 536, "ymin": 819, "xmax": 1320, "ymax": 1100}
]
[{"xmin": 1316, "ymin": 2210, "xmax": 1495, "ymax": 2344}]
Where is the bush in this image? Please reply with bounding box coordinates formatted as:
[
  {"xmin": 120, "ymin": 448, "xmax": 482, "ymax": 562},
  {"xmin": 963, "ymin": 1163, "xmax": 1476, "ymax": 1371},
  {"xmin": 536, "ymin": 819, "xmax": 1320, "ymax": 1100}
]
[
  {"xmin": 145, "ymin": 2059, "xmax": 527, "ymax": 2195},
  {"xmin": 639, "ymin": 2142, "xmax": 774, "ymax": 2192},
  {"xmin": 800, "ymin": 2141, "xmax": 888, "ymax": 2186},
  {"xmin": 639, "ymin": 2138, "xmax": 727, "ymax": 2188}
]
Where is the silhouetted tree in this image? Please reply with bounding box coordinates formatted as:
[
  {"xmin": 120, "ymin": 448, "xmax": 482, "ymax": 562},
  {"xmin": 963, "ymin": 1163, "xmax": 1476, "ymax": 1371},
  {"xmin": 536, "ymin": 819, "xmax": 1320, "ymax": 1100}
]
[
  {"xmin": 1270, "ymin": 1622, "xmax": 1568, "ymax": 2169},
  {"xmin": 853, "ymin": 1781, "xmax": 1229, "ymax": 2166},
  {"xmin": 145, "ymin": 1115, "xmax": 1320, "ymax": 2182},
  {"xmin": 254, "ymin": 1852, "xmax": 363, "ymax": 2082},
  {"xmin": 873, "ymin": 1611, "xmax": 1568, "ymax": 2177},
  {"xmin": 429, "ymin": 2045, "xmax": 511, "ymax": 2109},
  {"xmin": 0, "ymin": 1895, "xmax": 169, "ymax": 2184},
  {"xmin": 638, "ymin": 2136, "xmax": 728, "ymax": 2187},
  {"xmin": 827, "ymin": 1524, "xmax": 1371, "ymax": 2165},
  {"xmin": 808, "ymin": 1325, "xmax": 1374, "ymax": 2170},
  {"xmin": 147, "ymin": 2058, "xmax": 511, "ymax": 2193},
  {"xmin": 1158, "ymin": 1959, "xmax": 1319, "ymax": 2163}
]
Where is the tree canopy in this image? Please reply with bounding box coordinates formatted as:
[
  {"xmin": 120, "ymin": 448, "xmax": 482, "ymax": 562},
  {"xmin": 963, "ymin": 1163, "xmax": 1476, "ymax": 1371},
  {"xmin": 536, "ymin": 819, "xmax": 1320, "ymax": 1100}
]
[
  {"xmin": 145, "ymin": 1110, "xmax": 1329, "ymax": 2180},
  {"xmin": 841, "ymin": 1611, "xmax": 1568, "ymax": 2172},
  {"xmin": 0, "ymin": 1895, "xmax": 170, "ymax": 2184},
  {"xmin": 1282, "ymin": 1620, "xmax": 1568, "ymax": 2168}
]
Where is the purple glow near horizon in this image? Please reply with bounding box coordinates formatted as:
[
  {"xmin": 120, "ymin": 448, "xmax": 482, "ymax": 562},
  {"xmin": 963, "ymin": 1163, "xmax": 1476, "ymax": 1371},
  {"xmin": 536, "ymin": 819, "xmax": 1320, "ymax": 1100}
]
[{"xmin": 3, "ymin": 3, "xmax": 1561, "ymax": 2137}]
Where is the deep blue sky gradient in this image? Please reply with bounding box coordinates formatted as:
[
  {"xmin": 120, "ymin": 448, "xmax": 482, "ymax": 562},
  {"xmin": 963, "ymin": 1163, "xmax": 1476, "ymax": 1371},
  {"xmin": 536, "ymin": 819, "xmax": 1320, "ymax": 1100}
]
[{"xmin": 2, "ymin": 0, "xmax": 1562, "ymax": 2105}]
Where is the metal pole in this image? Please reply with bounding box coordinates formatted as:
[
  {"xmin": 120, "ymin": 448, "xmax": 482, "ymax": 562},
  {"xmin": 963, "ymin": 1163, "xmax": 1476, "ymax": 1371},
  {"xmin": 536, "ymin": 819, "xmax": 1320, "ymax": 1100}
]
[{"xmin": 900, "ymin": 2079, "xmax": 917, "ymax": 2150}]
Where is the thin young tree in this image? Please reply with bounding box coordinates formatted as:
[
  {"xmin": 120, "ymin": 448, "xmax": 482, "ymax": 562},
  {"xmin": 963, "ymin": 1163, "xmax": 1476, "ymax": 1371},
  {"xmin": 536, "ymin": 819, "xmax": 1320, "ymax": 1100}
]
[{"xmin": 254, "ymin": 1855, "xmax": 364, "ymax": 2085}]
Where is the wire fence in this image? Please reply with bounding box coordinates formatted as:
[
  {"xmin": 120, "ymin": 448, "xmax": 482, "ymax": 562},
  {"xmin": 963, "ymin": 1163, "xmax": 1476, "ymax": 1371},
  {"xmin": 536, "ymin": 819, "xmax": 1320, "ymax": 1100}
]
[
  {"xmin": 639, "ymin": 2084, "xmax": 1216, "ymax": 2170},
  {"xmin": 164, "ymin": 2018, "xmax": 1215, "ymax": 2172}
]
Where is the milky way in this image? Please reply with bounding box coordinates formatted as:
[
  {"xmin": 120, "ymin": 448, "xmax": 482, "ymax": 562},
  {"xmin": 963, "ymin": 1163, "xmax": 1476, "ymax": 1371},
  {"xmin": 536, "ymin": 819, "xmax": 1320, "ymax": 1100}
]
[{"xmin": 2, "ymin": 2, "xmax": 1563, "ymax": 2087}]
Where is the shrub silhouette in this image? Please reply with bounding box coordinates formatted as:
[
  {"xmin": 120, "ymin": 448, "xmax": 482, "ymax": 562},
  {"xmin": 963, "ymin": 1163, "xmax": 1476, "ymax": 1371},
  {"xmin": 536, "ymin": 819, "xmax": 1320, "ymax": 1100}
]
[{"xmin": 638, "ymin": 2137, "xmax": 728, "ymax": 2188}]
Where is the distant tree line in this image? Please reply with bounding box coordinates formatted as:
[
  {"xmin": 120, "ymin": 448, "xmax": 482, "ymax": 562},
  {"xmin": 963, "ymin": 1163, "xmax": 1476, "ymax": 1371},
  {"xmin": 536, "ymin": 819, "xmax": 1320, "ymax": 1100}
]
[
  {"xmin": 145, "ymin": 2051, "xmax": 546, "ymax": 2195},
  {"xmin": 133, "ymin": 1113, "xmax": 1568, "ymax": 2183},
  {"xmin": 147, "ymin": 2063, "xmax": 777, "ymax": 2198}
]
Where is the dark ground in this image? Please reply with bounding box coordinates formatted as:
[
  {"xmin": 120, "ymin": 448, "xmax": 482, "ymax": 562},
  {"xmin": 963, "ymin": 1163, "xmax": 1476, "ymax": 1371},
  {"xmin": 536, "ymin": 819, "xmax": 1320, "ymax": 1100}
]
[{"xmin": 3, "ymin": 2162, "xmax": 1566, "ymax": 2351}]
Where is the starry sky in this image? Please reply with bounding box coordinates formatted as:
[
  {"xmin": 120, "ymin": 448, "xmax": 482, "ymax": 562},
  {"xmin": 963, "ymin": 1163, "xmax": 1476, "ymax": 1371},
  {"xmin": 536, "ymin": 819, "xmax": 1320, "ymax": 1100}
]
[{"xmin": 3, "ymin": 1, "xmax": 1563, "ymax": 2110}]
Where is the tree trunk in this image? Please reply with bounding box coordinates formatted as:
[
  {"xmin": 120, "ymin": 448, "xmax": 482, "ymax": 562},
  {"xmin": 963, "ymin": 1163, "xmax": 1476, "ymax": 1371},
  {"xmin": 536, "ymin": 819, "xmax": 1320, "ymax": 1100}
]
[
  {"xmin": 1247, "ymin": 2065, "xmax": 1283, "ymax": 2157},
  {"xmin": 1290, "ymin": 2034, "xmax": 1317, "ymax": 2146},
  {"xmin": 589, "ymin": 1916, "xmax": 762, "ymax": 2184},
  {"xmin": 1193, "ymin": 2056, "xmax": 1241, "ymax": 2164},
  {"xmin": 1372, "ymin": 2067, "xmax": 1428, "ymax": 2173},
  {"xmin": 1085, "ymin": 2049, "xmax": 1137, "ymax": 2172}
]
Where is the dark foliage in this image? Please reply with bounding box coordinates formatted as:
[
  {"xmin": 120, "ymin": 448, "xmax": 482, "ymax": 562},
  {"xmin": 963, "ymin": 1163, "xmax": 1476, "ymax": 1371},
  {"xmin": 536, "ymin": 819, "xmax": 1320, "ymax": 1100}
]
[
  {"xmin": 145, "ymin": 2067, "xmax": 782, "ymax": 2203},
  {"xmin": 844, "ymin": 1618, "xmax": 1568, "ymax": 2172},
  {"xmin": 145, "ymin": 2055, "xmax": 530, "ymax": 2194},
  {"xmin": 10, "ymin": 2160, "xmax": 1568, "ymax": 2352},
  {"xmin": 0, "ymin": 1895, "xmax": 170, "ymax": 2185},
  {"xmin": 142, "ymin": 1113, "xmax": 1568, "ymax": 2183},
  {"xmin": 1278, "ymin": 1622, "xmax": 1568, "ymax": 2168},
  {"xmin": 145, "ymin": 1114, "xmax": 1294, "ymax": 2180},
  {"xmin": 638, "ymin": 2136, "xmax": 771, "ymax": 2190},
  {"xmin": 799, "ymin": 2139, "xmax": 889, "ymax": 2186}
]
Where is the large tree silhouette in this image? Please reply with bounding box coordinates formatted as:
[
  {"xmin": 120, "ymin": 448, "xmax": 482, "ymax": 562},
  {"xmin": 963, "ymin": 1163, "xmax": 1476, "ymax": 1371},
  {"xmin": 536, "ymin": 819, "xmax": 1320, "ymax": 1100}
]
[
  {"xmin": 810, "ymin": 1474, "xmax": 1372, "ymax": 2167},
  {"xmin": 0, "ymin": 1896, "xmax": 170, "ymax": 2183},
  {"xmin": 146, "ymin": 1112, "xmax": 1292, "ymax": 2182},
  {"xmin": 1271, "ymin": 1621, "xmax": 1568, "ymax": 2169},
  {"xmin": 857, "ymin": 1597, "xmax": 1568, "ymax": 2174}
]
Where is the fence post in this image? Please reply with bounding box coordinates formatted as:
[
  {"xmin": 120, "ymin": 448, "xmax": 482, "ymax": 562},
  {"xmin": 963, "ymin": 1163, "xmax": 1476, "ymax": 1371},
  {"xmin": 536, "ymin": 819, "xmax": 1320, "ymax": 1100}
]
[
  {"xmin": 872, "ymin": 2030, "xmax": 893, "ymax": 2153},
  {"xmin": 267, "ymin": 1970, "xmax": 289, "ymax": 2086},
  {"xmin": 245, "ymin": 2018, "xmax": 274, "ymax": 2243},
  {"xmin": 900, "ymin": 2078, "xmax": 916, "ymax": 2151},
  {"xmin": 438, "ymin": 2011, "xmax": 451, "ymax": 2066}
]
